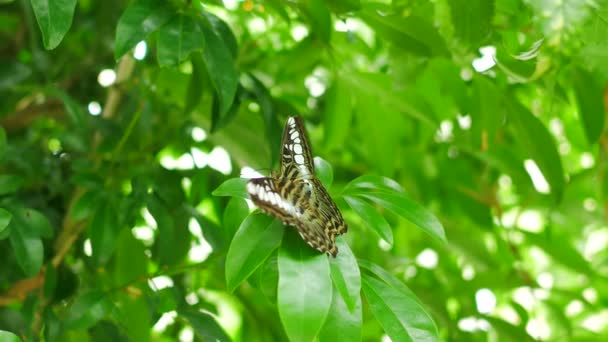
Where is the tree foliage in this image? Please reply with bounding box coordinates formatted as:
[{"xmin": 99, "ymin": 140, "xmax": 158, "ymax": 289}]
[{"xmin": 1, "ymin": 0, "xmax": 608, "ymax": 341}]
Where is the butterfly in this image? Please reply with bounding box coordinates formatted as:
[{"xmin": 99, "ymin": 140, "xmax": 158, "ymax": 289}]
[{"xmin": 246, "ymin": 116, "xmax": 348, "ymax": 257}]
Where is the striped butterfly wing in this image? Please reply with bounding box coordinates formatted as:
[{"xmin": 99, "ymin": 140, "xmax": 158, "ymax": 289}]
[
  {"xmin": 279, "ymin": 116, "xmax": 315, "ymax": 180},
  {"xmin": 247, "ymin": 177, "xmax": 346, "ymax": 256},
  {"xmin": 247, "ymin": 116, "xmax": 348, "ymax": 256}
]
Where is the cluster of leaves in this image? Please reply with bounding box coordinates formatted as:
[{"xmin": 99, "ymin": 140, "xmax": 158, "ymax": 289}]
[{"xmin": 1, "ymin": 0, "xmax": 608, "ymax": 341}]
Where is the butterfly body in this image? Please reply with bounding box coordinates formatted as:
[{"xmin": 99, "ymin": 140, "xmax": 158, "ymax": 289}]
[{"xmin": 246, "ymin": 116, "xmax": 347, "ymax": 256}]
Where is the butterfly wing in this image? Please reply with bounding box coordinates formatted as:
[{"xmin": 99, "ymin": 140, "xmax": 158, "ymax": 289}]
[
  {"xmin": 247, "ymin": 177, "xmax": 345, "ymax": 256},
  {"xmin": 279, "ymin": 116, "xmax": 315, "ymax": 180}
]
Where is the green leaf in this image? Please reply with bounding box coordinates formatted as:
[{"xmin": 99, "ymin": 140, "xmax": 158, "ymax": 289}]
[
  {"xmin": 225, "ymin": 214, "xmax": 284, "ymax": 291},
  {"xmin": 184, "ymin": 53, "xmax": 207, "ymax": 115},
  {"xmin": 324, "ymin": 0, "xmax": 361, "ymax": 14},
  {"xmin": 359, "ymin": 192, "xmax": 447, "ymax": 244},
  {"xmin": 318, "ymin": 288, "xmax": 362, "ymax": 341},
  {"xmin": 323, "ymin": 76, "xmax": 353, "ymax": 150},
  {"xmin": 362, "ymin": 274, "xmax": 439, "ymax": 342},
  {"xmin": 222, "ymin": 197, "xmax": 250, "ymax": 240},
  {"xmin": 314, "ymin": 157, "xmax": 333, "ymax": 188},
  {"xmin": 448, "ymin": 0, "xmax": 494, "ymax": 47},
  {"xmin": 302, "ymin": 0, "xmax": 331, "ymax": 43},
  {"xmin": 0, "ymin": 330, "xmax": 21, "ymax": 342},
  {"xmin": 31, "ymin": 0, "xmax": 77, "ymax": 49},
  {"xmin": 115, "ymin": 0, "xmax": 174, "ymax": 59},
  {"xmin": 0, "ymin": 208, "xmax": 12, "ymax": 237},
  {"xmin": 13, "ymin": 207, "xmax": 53, "ymax": 238},
  {"xmin": 71, "ymin": 190, "xmax": 102, "ymax": 221},
  {"xmin": 9, "ymin": 228, "xmax": 43, "ymax": 276},
  {"xmin": 179, "ymin": 309, "xmax": 231, "ymax": 342},
  {"xmin": 146, "ymin": 195, "xmax": 177, "ymax": 265},
  {"xmin": 89, "ymin": 200, "xmax": 120, "ymax": 266},
  {"xmin": 65, "ymin": 291, "xmax": 113, "ymax": 329},
  {"xmin": 212, "ymin": 178, "xmax": 249, "ymax": 199},
  {"xmin": 329, "ymin": 237, "xmax": 360, "ymax": 311},
  {"xmin": 200, "ymin": 12, "xmax": 238, "ymax": 115},
  {"xmin": 49, "ymin": 87, "xmax": 87, "ymax": 128},
  {"xmin": 6, "ymin": 207, "xmax": 52, "ymax": 275},
  {"xmin": 359, "ymin": 4, "xmax": 448, "ymax": 57},
  {"xmin": 44, "ymin": 263, "xmax": 57, "ymax": 298},
  {"xmin": 157, "ymin": 14, "xmax": 205, "ymax": 67},
  {"xmin": 278, "ymin": 231, "xmax": 332, "ymax": 342},
  {"xmin": 0, "ymin": 127, "xmax": 6, "ymax": 160},
  {"xmin": 344, "ymin": 175, "xmax": 405, "ymax": 194},
  {"xmin": 344, "ymin": 196, "xmax": 393, "ymax": 245},
  {"xmin": 0, "ymin": 174, "xmax": 24, "ymax": 195},
  {"xmin": 507, "ymin": 99, "xmax": 565, "ymax": 201},
  {"xmin": 570, "ymin": 66, "xmax": 605, "ymax": 144},
  {"xmin": 113, "ymin": 228, "xmax": 147, "ymax": 285},
  {"xmin": 343, "ymin": 72, "xmax": 436, "ymax": 127},
  {"xmin": 115, "ymin": 292, "xmax": 151, "ymax": 341},
  {"xmin": 471, "ymin": 76, "xmax": 502, "ymax": 147}
]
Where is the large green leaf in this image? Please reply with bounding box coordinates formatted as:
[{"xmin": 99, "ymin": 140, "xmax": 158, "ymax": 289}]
[
  {"xmin": 359, "ymin": 192, "xmax": 447, "ymax": 244},
  {"xmin": 278, "ymin": 231, "xmax": 332, "ymax": 342},
  {"xmin": 222, "ymin": 197, "xmax": 250, "ymax": 240},
  {"xmin": 212, "ymin": 178, "xmax": 249, "ymax": 199},
  {"xmin": 361, "ymin": 271, "xmax": 439, "ymax": 342},
  {"xmin": 115, "ymin": 0, "xmax": 174, "ymax": 59},
  {"xmin": 157, "ymin": 14, "xmax": 205, "ymax": 67},
  {"xmin": 317, "ymin": 287, "xmax": 362, "ymax": 341},
  {"xmin": 329, "ymin": 237, "xmax": 361, "ymax": 311},
  {"xmin": 507, "ymin": 99, "xmax": 565, "ymax": 201},
  {"xmin": 31, "ymin": 0, "xmax": 77, "ymax": 49},
  {"xmin": 179, "ymin": 309, "xmax": 231, "ymax": 342},
  {"xmin": 344, "ymin": 175, "xmax": 405, "ymax": 194},
  {"xmin": 225, "ymin": 214, "xmax": 284, "ymax": 291},
  {"xmin": 344, "ymin": 195, "xmax": 393, "ymax": 245},
  {"xmin": 570, "ymin": 66, "xmax": 605, "ymax": 144},
  {"xmin": 0, "ymin": 330, "xmax": 21, "ymax": 342},
  {"xmin": 200, "ymin": 12, "xmax": 238, "ymax": 115},
  {"xmin": 314, "ymin": 156, "xmax": 333, "ymax": 188}
]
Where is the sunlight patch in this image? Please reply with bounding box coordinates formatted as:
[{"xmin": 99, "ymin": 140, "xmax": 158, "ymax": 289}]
[
  {"xmin": 472, "ymin": 46, "xmax": 496, "ymax": 72},
  {"xmin": 133, "ymin": 41, "xmax": 147, "ymax": 60},
  {"xmin": 291, "ymin": 25, "xmax": 309, "ymax": 41},
  {"xmin": 191, "ymin": 126, "xmax": 207, "ymax": 142},
  {"xmin": 149, "ymin": 276, "xmax": 174, "ymax": 291},
  {"xmin": 97, "ymin": 69, "xmax": 116, "ymax": 87},
  {"xmin": 475, "ymin": 288, "xmax": 496, "ymax": 314},
  {"xmin": 209, "ymin": 146, "xmax": 232, "ymax": 174},
  {"xmin": 153, "ymin": 311, "xmax": 177, "ymax": 332},
  {"xmin": 517, "ymin": 210, "xmax": 544, "ymax": 232},
  {"xmin": 526, "ymin": 317, "xmax": 551, "ymax": 340},
  {"xmin": 416, "ymin": 248, "xmax": 438, "ymax": 269},
  {"xmin": 87, "ymin": 101, "xmax": 101, "ymax": 115},
  {"xmin": 523, "ymin": 159, "xmax": 550, "ymax": 194}
]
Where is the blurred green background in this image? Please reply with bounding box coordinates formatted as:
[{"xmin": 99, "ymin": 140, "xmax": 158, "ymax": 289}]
[{"xmin": 1, "ymin": 0, "xmax": 607, "ymax": 341}]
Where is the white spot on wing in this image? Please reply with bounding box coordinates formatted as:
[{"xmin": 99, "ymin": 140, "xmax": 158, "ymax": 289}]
[
  {"xmin": 295, "ymin": 155, "xmax": 305, "ymax": 164},
  {"xmin": 293, "ymin": 144, "xmax": 303, "ymax": 154}
]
